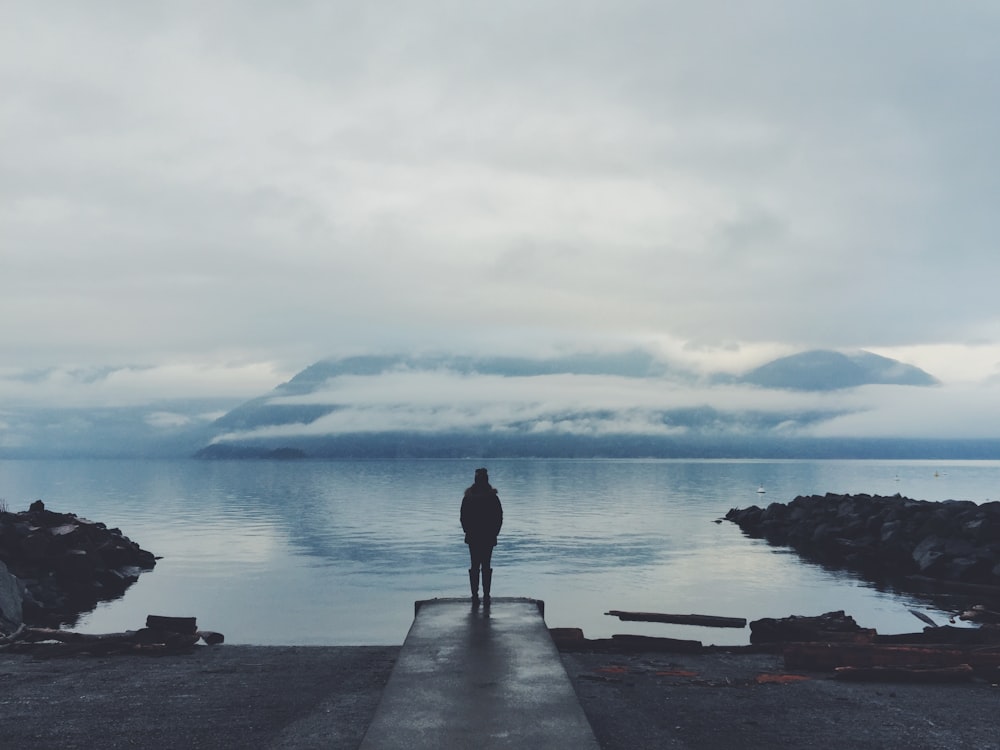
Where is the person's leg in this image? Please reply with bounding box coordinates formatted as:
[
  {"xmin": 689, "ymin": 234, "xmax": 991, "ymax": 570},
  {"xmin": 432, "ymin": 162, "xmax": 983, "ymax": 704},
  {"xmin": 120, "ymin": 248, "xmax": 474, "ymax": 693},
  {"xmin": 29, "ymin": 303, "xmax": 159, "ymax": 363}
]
[
  {"xmin": 481, "ymin": 546, "xmax": 494, "ymax": 602},
  {"xmin": 468, "ymin": 545, "xmax": 483, "ymax": 603}
]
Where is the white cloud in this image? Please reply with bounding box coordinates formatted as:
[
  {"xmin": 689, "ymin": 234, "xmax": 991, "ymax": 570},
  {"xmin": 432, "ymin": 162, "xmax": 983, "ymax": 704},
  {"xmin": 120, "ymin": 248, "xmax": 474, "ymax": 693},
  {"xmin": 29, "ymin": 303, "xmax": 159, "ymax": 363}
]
[
  {"xmin": 144, "ymin": 412, "xmax": 194, "ymax": 429},
  {"xmin": 0, "ymin": 362, "xmax": 291, "ymax": 408},
  {"xmin": 2, "ymin": 1, "xmax": 1000, "ymax": 432},
  {"xmin": 803, "ymin": 383, "xmax": 1000, "ymax": 440},
  {"xmin": 210, "ymin": 366, "xmax": 1000, "ymax": 443}
]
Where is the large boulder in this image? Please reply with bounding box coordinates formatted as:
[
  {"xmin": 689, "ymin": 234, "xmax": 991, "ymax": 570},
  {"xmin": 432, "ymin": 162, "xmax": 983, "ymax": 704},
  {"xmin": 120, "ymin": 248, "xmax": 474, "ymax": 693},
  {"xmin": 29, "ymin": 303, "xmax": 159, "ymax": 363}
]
[{"xmin": 0, "ymin": 560, "xmax": 23, "ymax": 634}]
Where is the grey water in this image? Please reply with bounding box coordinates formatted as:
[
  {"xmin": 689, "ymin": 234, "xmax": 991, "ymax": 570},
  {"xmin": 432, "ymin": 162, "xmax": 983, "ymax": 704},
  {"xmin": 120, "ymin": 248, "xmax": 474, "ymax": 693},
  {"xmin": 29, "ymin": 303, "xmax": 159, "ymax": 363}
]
[{"xmin": 1, "ymin": 458, "xmax": 998, "ymax": 646}]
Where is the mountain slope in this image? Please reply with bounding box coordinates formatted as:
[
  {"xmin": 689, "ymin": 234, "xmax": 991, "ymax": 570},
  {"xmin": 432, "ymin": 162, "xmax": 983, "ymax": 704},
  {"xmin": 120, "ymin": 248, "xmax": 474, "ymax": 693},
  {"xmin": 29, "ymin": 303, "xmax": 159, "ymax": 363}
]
[
  {"xmin": 209, "ymin": 350, "xmax": 679, "ymax": 435},
  {"xmin": 195, "ymin": 348, "xmax": 943, "ymax": 459},
  {"xmin": 736, "ymin": 350, "xmax": 939, "ymax": 391}
]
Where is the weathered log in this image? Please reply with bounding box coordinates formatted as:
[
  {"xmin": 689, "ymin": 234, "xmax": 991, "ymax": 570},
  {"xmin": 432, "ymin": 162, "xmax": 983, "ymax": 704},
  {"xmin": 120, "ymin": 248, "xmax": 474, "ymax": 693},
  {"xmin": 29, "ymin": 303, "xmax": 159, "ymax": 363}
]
[
  {"xmin": 605, "ymin": 611, "xmax": 746, "ymax": 628},
  {"xmin": 20, "ymin": 627, "xmax": 140, "ymax": 643},
  {"xmin": 9, "ymin": 627, "xmax": 200, "ymax": 655},
  {"xmin": 875, "ymin": 625, "xmax": 1000, "ymax": 646},
  {"xmin": 0, "ymin": 623, "xmax": 28, "ymax": 646},
  {"xmin": 908, "ymin": 609, "xmax": 939, "ymax": 628},
  {"xmin": 146, "ymin": 615, "xmax": 198, "ymax": 634},
  {"xmin": 549, "ymin": 627, "xmax": 585, "ymax": 643},
  {"xmin": 784, "ymin": 642, "xmax": 1000, "ymax": 672},
  {"xmin": 750, "ymin": 611, "xmax": 875, "ymax": 644},
  {"xmin": 833, "ymin": 664, "xmax": 975, "ymax": 683},
  {"xmin": 610, "ymin": 634, "xmax": 704, "ymax": 653}
]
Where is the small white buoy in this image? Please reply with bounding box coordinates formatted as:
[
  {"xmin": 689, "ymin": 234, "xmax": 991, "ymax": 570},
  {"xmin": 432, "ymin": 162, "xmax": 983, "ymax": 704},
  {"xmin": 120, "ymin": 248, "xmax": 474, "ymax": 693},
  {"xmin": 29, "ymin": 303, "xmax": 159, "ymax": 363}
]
[{"xmin": 756, "ymin": 485, "xmax": 766, "ymax": 494}]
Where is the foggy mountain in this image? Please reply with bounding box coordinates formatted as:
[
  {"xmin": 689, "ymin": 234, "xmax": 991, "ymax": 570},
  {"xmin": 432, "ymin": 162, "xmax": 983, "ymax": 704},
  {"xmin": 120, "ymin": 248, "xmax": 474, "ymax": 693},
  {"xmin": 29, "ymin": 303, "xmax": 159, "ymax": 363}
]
[
  {"xmin": 192, "ymin": 349, "xmax": 970, "ymax": 460},
  {"xmin": 731, "ymin": 350, "xmax": 940, "ymax": 391},
  {"xmin": 5, "ymin": 348, "xmax": 981, "ymax": 460}
]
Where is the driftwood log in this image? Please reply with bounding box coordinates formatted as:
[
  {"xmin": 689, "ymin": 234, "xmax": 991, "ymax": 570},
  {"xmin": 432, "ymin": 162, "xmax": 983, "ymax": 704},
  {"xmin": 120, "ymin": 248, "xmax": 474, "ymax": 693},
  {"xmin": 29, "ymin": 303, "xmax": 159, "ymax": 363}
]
[
  {"xmin": 145, "ymin": 614, "xmax": 224, "ymax": 645},
  {"xmin": 0, "ymin": 614, "xmax": 223, "ymax": 655},
  {"xmin": 749, "ymin": 611, "xmax": 875, "ymax": 644},
  {"xmin": 605, "ymin": 611, "xmax": 747, "ymax": 628},
  {"xmin": 908, "ymin": 609, "xmax": 939, "ymax": 628},
  {"xmin": 147, "ymin": 615, "xmax": 197, "ymax": 633},
  {"xmin": 875, "ymin": 626, "xmax": 1000, "ymax": 646},
  {"xmin": 609, "ymin": 634, "xmax": 704, "ymax": 653}
]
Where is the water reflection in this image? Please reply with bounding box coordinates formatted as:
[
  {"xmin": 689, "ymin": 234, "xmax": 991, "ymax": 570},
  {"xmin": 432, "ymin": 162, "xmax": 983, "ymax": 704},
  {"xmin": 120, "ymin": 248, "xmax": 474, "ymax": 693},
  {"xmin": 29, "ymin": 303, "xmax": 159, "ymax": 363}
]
[{"xmin": 0, "ymin": 457, "xmax": 997, "ymax": 645}]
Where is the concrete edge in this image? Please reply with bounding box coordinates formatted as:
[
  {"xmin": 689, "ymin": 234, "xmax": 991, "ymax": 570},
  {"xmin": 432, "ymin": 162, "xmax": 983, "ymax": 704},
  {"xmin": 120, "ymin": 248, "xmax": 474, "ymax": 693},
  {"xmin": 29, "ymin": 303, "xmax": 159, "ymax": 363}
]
[{"xmin": 413, "ymin": 596, "xmax": 545, "ymax": 618}]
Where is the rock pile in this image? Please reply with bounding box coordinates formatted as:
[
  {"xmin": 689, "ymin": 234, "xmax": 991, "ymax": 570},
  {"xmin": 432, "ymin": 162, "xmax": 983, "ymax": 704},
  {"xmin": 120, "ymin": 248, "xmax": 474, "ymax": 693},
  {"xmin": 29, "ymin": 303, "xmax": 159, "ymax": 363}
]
[
  {"xmin": 0, "ymin": 500, "xmax": 156, "ymax": 630},
  {"xmin": 725, "ymin": 493, "xmax": 1000, "ymax": 586}
]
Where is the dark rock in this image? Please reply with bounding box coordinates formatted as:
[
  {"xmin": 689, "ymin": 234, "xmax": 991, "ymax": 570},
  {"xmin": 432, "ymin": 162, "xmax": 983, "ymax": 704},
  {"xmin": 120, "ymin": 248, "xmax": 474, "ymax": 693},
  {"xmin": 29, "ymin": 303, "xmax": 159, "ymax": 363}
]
[
  {"xmin": 0, "ymin": 560, "xmax": 23, "ymax": 633},
  {"xmin": 879, "ymin": 519, "xmax": 904, "ymax": 544},
  {"xmin": 0, "ymin": 501, "xmax": 156, "ymax": 629},
  {"xmin": 726, "ymin": 493, "xmax": 1000, "ymax": 590},
  {"xmin": 946, "ymin": 556, "xmax": 991, "ymax": 582},
  {"xmin": 761, "ymin": 502, "xmax": 788, "ymax": 522},
  {"xmin": 912, "ymin": 536, "xmax": 947, "ymax": 573}
]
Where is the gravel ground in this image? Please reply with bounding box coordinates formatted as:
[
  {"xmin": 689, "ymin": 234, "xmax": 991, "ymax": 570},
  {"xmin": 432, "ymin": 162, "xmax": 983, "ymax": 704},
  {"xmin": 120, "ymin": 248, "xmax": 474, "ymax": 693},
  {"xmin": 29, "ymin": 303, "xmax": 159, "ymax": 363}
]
[
  {"xmin": 2, "ymin": 645, "xmax": 999, "ymax": 749},
  {"xmin": 0, "ymin": 645, "xmax": 398, "ymax": 750},
  {"xmin": 562, "ymin": 649, "xmax": 1000, "ymax": 750}
]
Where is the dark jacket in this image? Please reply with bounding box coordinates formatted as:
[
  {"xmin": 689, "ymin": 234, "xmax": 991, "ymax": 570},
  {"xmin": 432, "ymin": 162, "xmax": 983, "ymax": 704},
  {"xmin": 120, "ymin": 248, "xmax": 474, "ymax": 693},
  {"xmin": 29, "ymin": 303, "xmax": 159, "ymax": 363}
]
[{"xmin": 461, "ymin": 481, "xmax": 503, "ymax": 547}]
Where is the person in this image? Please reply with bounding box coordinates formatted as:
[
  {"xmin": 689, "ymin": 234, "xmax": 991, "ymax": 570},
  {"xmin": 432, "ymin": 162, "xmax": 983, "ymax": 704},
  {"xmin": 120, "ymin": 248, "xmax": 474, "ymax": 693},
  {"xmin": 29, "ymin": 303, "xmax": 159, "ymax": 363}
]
[{"xmin": 460, "ymin": 467, "xmax": 503, "ymax": 605}]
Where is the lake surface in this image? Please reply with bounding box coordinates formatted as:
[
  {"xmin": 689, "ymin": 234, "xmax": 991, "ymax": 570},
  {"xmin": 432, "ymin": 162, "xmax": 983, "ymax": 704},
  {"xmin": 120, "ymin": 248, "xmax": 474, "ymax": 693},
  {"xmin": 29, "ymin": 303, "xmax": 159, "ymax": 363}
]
[{"xmin": 1, "ymin": 458, "xmax": 998, "ymax": 646}]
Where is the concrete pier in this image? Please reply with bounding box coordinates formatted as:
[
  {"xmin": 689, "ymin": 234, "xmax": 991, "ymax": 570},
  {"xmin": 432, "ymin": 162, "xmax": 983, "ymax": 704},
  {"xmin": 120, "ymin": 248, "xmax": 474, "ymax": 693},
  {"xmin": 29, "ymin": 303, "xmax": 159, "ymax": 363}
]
[{"xmin": 359, "ymin": 597, "xmax": 600, "ymax": 750}]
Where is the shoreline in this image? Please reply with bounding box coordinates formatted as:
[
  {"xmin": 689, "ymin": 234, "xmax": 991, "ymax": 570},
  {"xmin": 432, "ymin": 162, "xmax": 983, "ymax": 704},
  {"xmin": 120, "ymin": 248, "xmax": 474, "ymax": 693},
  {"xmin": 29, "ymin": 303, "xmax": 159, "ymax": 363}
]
[{"xmin": 2, "ymin": 644, "xmax": 998, "ymax": 749}]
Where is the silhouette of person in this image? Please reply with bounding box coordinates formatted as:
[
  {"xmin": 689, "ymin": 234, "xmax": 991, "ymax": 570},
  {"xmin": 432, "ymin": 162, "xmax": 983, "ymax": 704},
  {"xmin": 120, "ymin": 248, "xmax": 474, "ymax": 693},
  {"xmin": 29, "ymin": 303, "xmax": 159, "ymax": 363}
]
[{"xmin": 461, "ymin": 467, "xmax": 503, "ymax": 605}]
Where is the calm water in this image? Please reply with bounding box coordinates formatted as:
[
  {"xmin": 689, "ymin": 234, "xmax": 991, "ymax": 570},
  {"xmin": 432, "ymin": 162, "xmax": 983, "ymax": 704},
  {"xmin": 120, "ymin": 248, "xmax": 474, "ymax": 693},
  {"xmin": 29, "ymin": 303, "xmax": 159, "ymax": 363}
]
[{"xmin": 1, "ymin": 458, "xmax": 997, "ymax": 646}]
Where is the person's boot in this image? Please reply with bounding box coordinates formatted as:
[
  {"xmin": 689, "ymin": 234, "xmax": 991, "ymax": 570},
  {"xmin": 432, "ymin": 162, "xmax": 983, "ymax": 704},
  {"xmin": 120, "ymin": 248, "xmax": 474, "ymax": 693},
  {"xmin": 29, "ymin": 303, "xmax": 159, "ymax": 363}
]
[
  {"xmin": 482, "ymin": 568, "xmax": 493, "ymax": 605},
  {"xmin": 469, "ymin": 568, "xmax": 480, "ymax": 605}
]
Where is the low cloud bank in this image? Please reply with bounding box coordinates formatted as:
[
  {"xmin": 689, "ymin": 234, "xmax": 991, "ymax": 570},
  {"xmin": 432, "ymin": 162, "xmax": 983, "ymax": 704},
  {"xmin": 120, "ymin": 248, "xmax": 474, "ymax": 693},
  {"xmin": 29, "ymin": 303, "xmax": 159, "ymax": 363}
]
[
  {"xmin": 211, "ymin": 368, "xmax": 1000, "ymax": 445},
  {"xmin": 0, "ymin": 362, "xmax": 292, "ymax": 408}
]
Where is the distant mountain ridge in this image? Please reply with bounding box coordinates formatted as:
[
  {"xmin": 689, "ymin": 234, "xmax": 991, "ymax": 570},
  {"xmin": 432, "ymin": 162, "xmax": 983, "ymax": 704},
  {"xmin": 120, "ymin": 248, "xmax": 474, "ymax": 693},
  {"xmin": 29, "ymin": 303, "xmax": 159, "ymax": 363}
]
[
  {"xmin": 280, "ymin": 350, "xmax": 673, "ymax": 388},
  {"xmin": 732, "ymin": 350, "xmax": 939, "ymax": 391},
  {"xmin": 209, "ymin": 350, "xmax": 678, "ymax": 434},
  {"xmin": 195, "ymin": 348, "xmax": 943, "ymax": 459}
]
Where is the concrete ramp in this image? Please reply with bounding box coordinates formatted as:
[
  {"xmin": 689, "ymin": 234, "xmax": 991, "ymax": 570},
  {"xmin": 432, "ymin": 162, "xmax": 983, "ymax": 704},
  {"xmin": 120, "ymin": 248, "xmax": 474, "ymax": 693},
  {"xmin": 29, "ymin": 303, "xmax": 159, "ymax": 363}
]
[{"xmin": 359, "ymin": 597, "xmax": 600, "ymax": 750}]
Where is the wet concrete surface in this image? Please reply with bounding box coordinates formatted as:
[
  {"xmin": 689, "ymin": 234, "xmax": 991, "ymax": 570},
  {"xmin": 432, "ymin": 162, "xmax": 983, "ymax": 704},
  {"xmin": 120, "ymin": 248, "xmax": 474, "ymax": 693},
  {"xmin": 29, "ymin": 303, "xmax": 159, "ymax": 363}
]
[{"xmin": 359, "ymin": 597, "xmax": 599, "ymax": 749}]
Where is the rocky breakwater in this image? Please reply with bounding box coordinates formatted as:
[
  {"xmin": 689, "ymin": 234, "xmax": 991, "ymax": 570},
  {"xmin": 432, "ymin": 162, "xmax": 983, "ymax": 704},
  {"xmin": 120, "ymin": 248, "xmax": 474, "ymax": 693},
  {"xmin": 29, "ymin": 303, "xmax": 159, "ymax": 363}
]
[
  {"xmin": 0, "ymin": 500, "xmax": 156, "ymax": 631},
  {"xmin": 725, "ymin": 493, "xmax": 1000, "ymax": 588}
]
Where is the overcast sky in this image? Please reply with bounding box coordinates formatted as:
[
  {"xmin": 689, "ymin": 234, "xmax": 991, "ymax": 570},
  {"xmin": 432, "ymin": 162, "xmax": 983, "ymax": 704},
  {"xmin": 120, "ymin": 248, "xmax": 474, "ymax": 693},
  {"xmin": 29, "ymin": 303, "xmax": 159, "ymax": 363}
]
[{"xmin": 4, "ymin": 1, "xmax": 1000, "ymax": 418}]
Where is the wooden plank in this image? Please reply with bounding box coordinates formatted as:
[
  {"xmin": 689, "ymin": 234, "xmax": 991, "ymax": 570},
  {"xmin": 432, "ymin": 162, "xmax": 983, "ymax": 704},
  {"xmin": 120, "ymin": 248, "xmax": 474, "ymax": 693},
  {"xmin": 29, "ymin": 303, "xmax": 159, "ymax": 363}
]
[
  {"xmin": 610, "ymin": 634, "xmax": 703, "ymax": 653},
  {"xmin": 907, "ymin": 609, "xmax": 939, "ymax": 628},
  {"xmin": 875, "ymin": 625, "xmax": 1000, "ymax": 646},
  {"xmin": 146, "ymin": 615, "xmax": 198, "ymax": 634},
  {"xmin": 605, "ymin": 611, "xmax": 746, "ymax": 628}
]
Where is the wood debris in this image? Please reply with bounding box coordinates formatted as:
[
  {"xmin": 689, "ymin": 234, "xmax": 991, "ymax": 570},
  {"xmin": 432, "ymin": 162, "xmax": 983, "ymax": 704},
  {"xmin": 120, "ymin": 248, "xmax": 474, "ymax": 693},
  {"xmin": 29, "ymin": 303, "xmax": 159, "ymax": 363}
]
[{"xmin": 0, "ymin": 614, "xmax": 224, "ymax": 656}]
